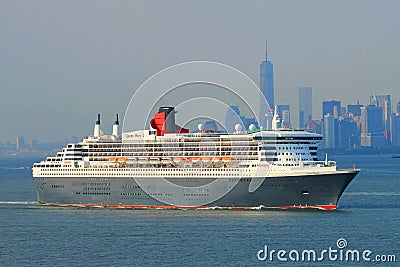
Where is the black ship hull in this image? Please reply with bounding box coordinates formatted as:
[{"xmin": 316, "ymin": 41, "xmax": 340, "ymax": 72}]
[{"xmin": 33, "ymin": 170, "xmax": 358, "ymax": 210}]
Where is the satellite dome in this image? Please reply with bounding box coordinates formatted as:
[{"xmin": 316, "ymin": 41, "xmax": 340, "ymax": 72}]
[{"xmin": 234, "ymin": 124, "xmax": 243, "ymax": 132}]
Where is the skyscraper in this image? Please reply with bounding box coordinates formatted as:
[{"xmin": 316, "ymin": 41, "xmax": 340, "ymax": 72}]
[
  {"xmin": 360, "ymin": 105, "xmax": 385, "ymax": 147},
  {"xmin": 281, "ymin": 110, "xmax": 291, "ymax": 128},
  {"xmin": 260, "ymin": 40, "xmax": 274, "ymax": 129},
  {"xmin": 298, "ymin": 87, "xmax": 312, "ymax": 128},
  {"xmin": 370, "ymin": 94, "xmax": 391, "ymax": 143},
  {"xmin": 393, "ymin": 102, "xmax": 400, "ymax": 146},
  {"xmin": 392, "ymin": 113, "xmax": 400, "ymax": 146},
  {"xmin": 370, "ymin": 94, "xmax": 391, "ymax": 121},
  {"xmin": 338, "ymin": 118, "xmax": 358, "ymax": 148},
  {"xmin": 347, "ymin": 102, "xmax": 362, "ymax": 117},
  {"xmin": 361, "ymin": 105, "xmax": 383, "ymax": 134},
  {"xmin": 277, "ymin": 104, "xmax": 291, "ymax": 128},
  {"xmin": 16, "ymin": 136, "xmax": 25, "ymax": 150},
  {"xmin": 323, "ymin": 113, "xmax": 336, "ymax": 148},
  {"xmin": 322, "ymin": 100, "xmax": 341, "ymax": 118},
  {"xmin": 276, "ymin": 105, "xmax": 290, "ymax": 119}
]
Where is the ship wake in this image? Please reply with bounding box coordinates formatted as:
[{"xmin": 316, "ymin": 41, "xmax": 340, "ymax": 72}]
[{"xmin": 0, "ymin": 201, "xmax": 38, "ymax": 205}]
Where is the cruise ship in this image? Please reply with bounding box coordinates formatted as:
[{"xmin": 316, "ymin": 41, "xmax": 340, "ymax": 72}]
[{"xmin": 32, "ymin": 107, "xmax": 359, "ymax": 210}]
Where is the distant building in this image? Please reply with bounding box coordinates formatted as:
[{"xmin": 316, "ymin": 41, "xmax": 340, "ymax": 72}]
[
  {"xmin": 316, "ymin": 120, "xmax": 322, "ymax": 134},
  {"xmin": 259, "ymin": 40, "xmax": 274, "ymax": 129},
  {"xmin": 370, "ymin": 94, "xmax": 390, "ymax": 109},
  {"xmin": 306, "ymin": 119, "xmax": 320, "ymax": 133},
  {"xmin": 333, "ymin": 106, "xmax": 340, "ymax": 119},
  {"xmin": 338, "ymin": 118, "xmax": 358, "ymax": 148},
  {"xmin": 393, "ymin": 102, "xmax": 400, "ymax": 147},
  {"xmin": 360, "ymin": 105, "xmax": 385, "ymax": 147},
  {"xmin": 276, "ymin": 104, "xmax": 290, "ymax": 117},
  {"xmin": 322, "ymin": 100, "xmax": 341, "ymax": 118},
  {"xmin": 360, "ymin": 133, "xmax": 386, "ymax": 147},
  {"xmin": 30, "ymin": 139, "xmax": 38, "ymax": 148},
  {"xmin": 16, "ymin": 136, "xmax": 25, "ymax": 150},
  {"xmin": 347, "ymin": 102, "xmax": 362, "ymax": 117},
  {"xmin": 370, "ymin": 94, "xmax": 391, "ymax": 143},
  {"xmin": 298, "ymin": 87, "xmax": 312, "ymax": 128},
  {"xmin": 276, "ymin": 104, "xmax": 291, "ymax": 128},
  {"xmin": 391, "ymin": 113, "xmax": 400, "ymax": 146},
  {"xmin": 361, "ymin": 105, "xmax": 383, "ymax": 135},
  {"xmin": 340, "ymin": 107, "xmax": 347, "ymax": 117},
  {"xmin": 323, "ymin": 113, "xmax": 336, "ymax": 148},
  {"xmin": 281, "ymin": 110, "xmax": 291, "ymax": 128}
]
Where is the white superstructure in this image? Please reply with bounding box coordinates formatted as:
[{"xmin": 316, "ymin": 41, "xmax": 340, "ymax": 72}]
[{"xmin": 33, "ymin": 113, "xmax": 337, "ymax": 179}]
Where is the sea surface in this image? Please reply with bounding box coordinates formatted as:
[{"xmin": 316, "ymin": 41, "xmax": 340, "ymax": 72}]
[{"xmin": 0, "ymin": 155, "xmax": 399, "ymax": 266}]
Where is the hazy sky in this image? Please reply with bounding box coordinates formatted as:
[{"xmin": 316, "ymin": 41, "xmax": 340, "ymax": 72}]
[{"xmin": 1, "ymin": 0, "xmax": 399, "ymax": 142}]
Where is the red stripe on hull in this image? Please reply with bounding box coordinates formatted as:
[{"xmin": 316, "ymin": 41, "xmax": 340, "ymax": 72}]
[
  {"xmin": 272, "ymin": 205, "xmax": 337, "ymax": 210},
  {"xmin": 41, "ymin": 203, "xmax": 337, "ymax": 210}
]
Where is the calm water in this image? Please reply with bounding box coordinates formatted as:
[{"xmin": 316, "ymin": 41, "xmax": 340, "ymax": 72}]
[{"xmin": 0, "ymin": 155, "xmax": 399, "ymax": 266}]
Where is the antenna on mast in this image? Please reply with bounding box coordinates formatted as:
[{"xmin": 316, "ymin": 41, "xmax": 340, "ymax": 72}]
[{"xmin": 265, "ymin": 37, "xmax": 268, "ymax": 61}]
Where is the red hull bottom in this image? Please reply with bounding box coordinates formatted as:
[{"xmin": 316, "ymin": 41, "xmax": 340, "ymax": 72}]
[{"xmin": 41, "ymin": 203, "xmax": 337, "ymax": 211}]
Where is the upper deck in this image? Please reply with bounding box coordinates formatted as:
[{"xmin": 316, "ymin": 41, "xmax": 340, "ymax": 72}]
[{"xmin": 32, "ymin": 108, "xmax": 333, "ymax": 176}]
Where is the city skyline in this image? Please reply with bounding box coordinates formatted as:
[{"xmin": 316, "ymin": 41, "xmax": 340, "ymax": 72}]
[
  {"xmin": 1, "ymin": 1, "xmax": 400, "ymax": 142},
  {"xmin": 6, "ymin": 94, "xmax": 399, "ymax": 144}
]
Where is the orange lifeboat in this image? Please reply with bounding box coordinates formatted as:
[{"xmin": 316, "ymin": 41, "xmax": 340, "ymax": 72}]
[
  {"xmin": 222, "ymin": 157, "xmax": 232, "ymax": 163},
  {"xmin": 192, "ymin": 157, "xmax": 201, "ymax": 163},
  {"xmin": 117, "ymin": 157, "xmax": 127, "ymax": 162},
  {"xmin": 201, "ymin": 157, "xmax": 212, "ymax": 163},
  {"xmin": 173, "ymin": 157, "xmax": 183, "ymax": 163}
]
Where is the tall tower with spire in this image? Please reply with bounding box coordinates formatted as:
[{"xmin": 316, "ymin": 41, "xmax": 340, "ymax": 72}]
[{"xmin": 260, "ymin": 38, "xmax": 274, "ymax": 129}]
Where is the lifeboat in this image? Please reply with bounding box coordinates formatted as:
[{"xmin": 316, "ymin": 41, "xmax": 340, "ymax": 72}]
[
  {"xmin": 201, "ymin": 157, "xmax": 212, "ymax": 163},
  {"xmin": 150, "ymin": 158, "xmax": 160, "ymax": 165},
  {"xmin": 138, "ymin": 158, "xmax": 149, "ymax": 165},
  {"xmin": 222, "ymin": 157, "xmax": 232, "ymax": 163},
  {"xmin": 173, "ymin": 157, "xmax": 183, "ymax": 163},
  {"xmin": 192, "ymin": 157, "xmax": 201, "ymax": 163},
  {"xmin": 108, "ymin": 157, "xmax": 117, "ymax": 162},
  {"xmin": 161, "ymin": 158, "xmax": 173, "ymax": 165},
  {"xmin": 117, "ymin": 157, "xmax": 127, "ymax": 162},
  {"xmin": 126, "ymin": 158, "xmax": 137, "ymax": 167}
]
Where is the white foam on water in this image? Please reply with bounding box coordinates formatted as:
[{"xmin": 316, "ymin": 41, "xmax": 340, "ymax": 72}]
[
  {"xmin": 0, "ymin": 201, "xmax": 37, "ymax": 205},
  {"xmin": 0, "ymin": 167, "xmax": 30, "ymax": 170},
  {"xmin": 344, "ymin": 192, "xmax": 400, "ymax": 196}
]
